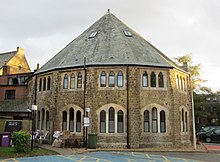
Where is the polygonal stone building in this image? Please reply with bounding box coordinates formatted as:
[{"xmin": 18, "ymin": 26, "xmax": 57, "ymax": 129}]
[{"xmin": 28, "ymin": 11, "xmax": 194, "ymax": 148}]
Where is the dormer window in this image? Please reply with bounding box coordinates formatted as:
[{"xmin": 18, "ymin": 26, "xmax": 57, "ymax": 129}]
[
  {"xmin": 123, "ymin": 30, "xmax": 132, "ymax": 37},
  {"xmin": 89, "ymin": 32, "xmax": 97, "ymax": 39}
]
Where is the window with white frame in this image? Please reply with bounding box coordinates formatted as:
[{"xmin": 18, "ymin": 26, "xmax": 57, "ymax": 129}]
[
  {"xmin": 117, "ymin": 71, "xmax": 123, "ymax": 87},
  {"xmin": 109, "ymin": 107, "xmax": 115, "ymax": 133},
  {"xmin": 144, "ymin": 110, "xmax": 150, "ymax": 132},
  {"xmin": 63, "ymin": 74, "xmax": 68, "ymax": 89},
  {"xmin": 100, "ymin": 71, "xmax": 107, "ymax": 87},
  {"xmin": 142, "ymin": 72, "xmax": 148, "ymax": 87},
  {"xmin": 150, "ymin": 72, "xmax": 156, "ymax": 87},
  {"xmin": 152, "ymin": 107, "xmax": 158, "ymax": 133},
  {"xmin": 69, "ymin": 108, "xmax": 74, "ymax": 132},
  {"xmin": 100, "ymin": 110, "xmax": 106, "ymax": 133},
  {"xmin": 158, "ymin": 72, "xmax": 164, "ymax": 88},
  {"xmin": 70, "ymin": 74, "xmax": 75, "ymax": 89},
  {"xmin": 109, "ymin": 72, "xmax": 115, "ymax": 87},
  {"xmin": 160, "ymin": 110, "xmax": 166, "ymax": 133},
  {"xmin": 117, "ymin": 110, "xmax": 124, "ymax": 133}
]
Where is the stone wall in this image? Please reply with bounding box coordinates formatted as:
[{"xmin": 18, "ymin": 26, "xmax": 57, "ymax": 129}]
[{"xmin": 28, "ymin": 65, "xmax": 193, "ymax": 148}]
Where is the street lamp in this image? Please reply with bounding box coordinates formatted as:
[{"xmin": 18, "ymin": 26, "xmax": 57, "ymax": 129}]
[{"xmin": 31, "ymin": 105, "xmax": 38, "ymax": 151}]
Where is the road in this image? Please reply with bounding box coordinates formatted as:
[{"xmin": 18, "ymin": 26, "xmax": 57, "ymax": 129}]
[{"xmin": 1, "ymin": 143, "xmax": 220, "ymax": 162}]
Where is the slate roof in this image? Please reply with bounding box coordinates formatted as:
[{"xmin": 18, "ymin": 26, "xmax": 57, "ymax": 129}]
[
  {"xmin": 36, "ymin": 11, "xmax": 179, "ymax": 74},
  {"xmin": 0, "ymin": 100, "xmax": 30, "ymax": 113},
  {"xmin": 0, "ymin": 50, "xmax": 17, "ymax": 68}
]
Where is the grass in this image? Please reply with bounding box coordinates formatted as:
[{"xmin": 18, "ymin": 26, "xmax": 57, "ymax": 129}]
[{"xmin": 0, "ymin": 147, "xmax": 58, "ymax": 158}]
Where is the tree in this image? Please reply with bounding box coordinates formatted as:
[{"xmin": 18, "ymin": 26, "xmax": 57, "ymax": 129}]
[{"xmin": 175, "ymin": 53, "xmax": 203, "ymax": 90}]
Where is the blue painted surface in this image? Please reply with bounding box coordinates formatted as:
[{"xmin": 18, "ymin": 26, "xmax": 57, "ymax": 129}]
[{"xmin": 0, "ymin": 151, "xmax": 203, "ymax": 162}]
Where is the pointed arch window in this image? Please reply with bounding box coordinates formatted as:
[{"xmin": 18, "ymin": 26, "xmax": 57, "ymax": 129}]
[
  {"xmin": 43, "ymin": 77, "xmax": 46, "ymax": 91},
  {"xmin": 158, "ymin": 72, "xmax": 164, "ymax": 88},
  {"xmin": 180, "ymin": 76, "xmax": 183, "ymax": 91},
  {"xmin": 109, "ymin": 107, "xmax": 115, "ymax": 133},
  {"xmin": 176, "ymin": 75, "xmax": 180, "ymax": 90},
  {"xmin": 46, "ymin": 111, "xmax": 49, "ymax": 130},
  {"xmin": 70, "ymin": 73, "xmax": 75, "ymax": 89},
  {"xmin": 117, "ymin": 110, "xmax": 124, "ymax": 133},
  {"xmin": 183, "ymin": 78, "xmax": 186, "ymax": 91},
  {"xmin": 47, "ymin": 76, "xmax": 51, "ymax": 90},
  {"xmin": 109, "ymin": 71, "xmax": 115, "ymax": 87},
  {"xmin": 39, "ymin": 78, "xmax": 42, "ymax": 91},
  {"xmin": 76, "ymin": 111, "xmax": 81, "ymax": 132},
  {"xmin": 160, "ymin": 110, "xmax": 166, "ymax": 133},
  {"xmin": 100, "ymin": 71, "xmax": 106, "ymax": 87},
  {"xmin": 37, "ymin": 111, "xmax": 40, "ymax": 129},
  {"xmin": 117, "ymin": 71, "xmax": 123, "ymax": 87},
  {"xmin": 62, "ymin": 111, "xmax": 67, "ymax": 131},
  {"xmin": 142, "ymin": 72, "xmax": 148, "ymax": 87},
  {"xmin": 181, "ymin": 109, "xmax": 185, "ymax": 132},
  {"xmin": 150, "ymin": 72, "xmax": 156, "ymax": 87},
  {"xmin": 100, "ymin": 110, "xmax": 106, "ymax": 133},
  {"xmin": 69, "ymin": 108, "xmax": 74, "ymax": 132},
  {"xmin": 185, "ymin": 112, "xmax": 188, "ymax": 132},
  {"xmin": 144, "ymin": 110, "xmax": 150, "ymax": 132},
  {"xmin": 63, "ymin": 74, "xmax": 68, "ymax": 89},
  {"xmin": 77, "ymin": 72, "xmax": 82, "ymax": 88},
  {"xmin": 41, "ymin": 108, "xmax": 45, "ymax": 129},
  {"xmin": 152, "ymin": 107, "xmax": 158, "ymax": 133}
]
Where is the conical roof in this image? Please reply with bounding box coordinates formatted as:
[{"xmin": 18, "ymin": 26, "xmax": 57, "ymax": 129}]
[{"xmin": 36, "ymin": 11, "xmax": 178, "ymax": 74}]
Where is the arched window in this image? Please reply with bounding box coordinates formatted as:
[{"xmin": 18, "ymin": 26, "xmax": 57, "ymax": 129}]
[
  {"xmin": 182, "ymin": 109, "xmax": 185, "ymax": 132},
  {"xmin": 176, "ymin": 75, "xmax": 179, "ymax": 90},
  {"xmin": 46, "ymin": 111, "xmax": 49, "ymax": 130},
  {"xmin": 47, "ymin": 77, "xmax": 51, "ymax": 91},
  {"xmin": 142, "ymin": 72, "xmax": 148, "ymax": 87},
  {"xmin": 70, "ymin": 74, "xmax": 75, "ymax": 89},
  {"xmin": 152, "ymin": 107, "xmax": 158, "ymax": 133},
  {"xmin": 150, "ymin": 72, "xmax": 156, "ymax": 87},
  {"xmin": 109, "ymin": 107, "xmax": 115, "ymax": 133},
  {"xmin": 185, "ymin": 112, "xmax": 188, "ymax": 132},
  {"xmin": 77, "ymin": 72, "xmax": 82, "ymax": 88},
  {"xmin": 69, "ymin": 108, "xmax": 74, "ymax": 132},
  {"xmin": 160, "ymin": 110, "xmax": 166, "ymax": 133},
  {"xmin": 144, "ymin": 110, "xmax": 150, "ymax": 132},
  {"xmin": 41, "ymin": 108, "xmax": 45, "ymax": 129},
  {"xmin": 62, "ymin": 111, "xmax": 67, "ymax": 131},
  {"xmin": 117, "ymin": 110, "xmax": 124, "ymax": 133},
  {"xmin": 183, "ymin": 78, "xmax": 186, "ymax": 91},
  {"xmin": 39, "ymin": 78, "xmax": 42, "ymax": 91},
  {"xmin": 63, "ymin": 74, "xmax": 68, "ymax": 89},
  {"xmin": 180, "ymin": 76, "xmax": 183, "ymax": 91},
  {"xmin": 37, "ymin": 111, "xmax": 40, "ymax": 129},
  {"xmin": 43, "ymin": 77, "xmax": 46, "ymax": 91},
  {"xmin": 117, "ymin": 71, "xmax": 123, "ymax": 87},
  {"xmin": 109, "ymin": 71, "xmax": 115, "ymax": 87},
  {"xmin": 100, "ymin": 71, "xmax": 106, "ymax": 87},
  {"xmin": 100, "ymin": 110, "xmax": 106, "ymax": 133},
  {"xmin": 158, "ymin": 72, "xmax": 164, "ymax": 88},
  {"xmin": 76, "ymin": 111, "xmax": 81, "ymax": 132}
]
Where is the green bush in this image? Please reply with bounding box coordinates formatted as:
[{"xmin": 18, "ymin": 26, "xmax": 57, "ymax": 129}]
[{"xmin": 11, "ymin": 130, "xmax": 31, "ymax": 153}]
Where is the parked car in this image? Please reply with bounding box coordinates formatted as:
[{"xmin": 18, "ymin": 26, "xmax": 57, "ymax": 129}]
[
  {"xmin": 199, "ymin": 128, "xmax": 220, "ymax": 143},
  {"xmin": 196, "ymin": 126, "xmax": 220, "ymax": 138}
]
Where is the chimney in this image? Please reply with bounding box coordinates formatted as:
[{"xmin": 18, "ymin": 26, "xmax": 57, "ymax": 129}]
[
  {"xmin": 182, "ymin": 62, "xmax": 188, "ymax": 72},
  {"xmin": 34, "ymin": 63, "xmax": 40, "ymax": 72}
]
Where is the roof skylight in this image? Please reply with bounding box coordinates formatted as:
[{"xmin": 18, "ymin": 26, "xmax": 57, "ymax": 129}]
[
  {"xmin": 123, "ymin": 30, "xmax": 132, "ymax": 37},
  {"xmin": 89, "ymin": 32, "xmax": 97, "ymax": 39}
]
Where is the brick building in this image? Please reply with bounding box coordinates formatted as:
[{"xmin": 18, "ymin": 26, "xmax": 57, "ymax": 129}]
[
  {"xmin": 28, "ymin": 11, "xmax": 194, "ymax": 148},
  {"xmin": 0, "ymin": 47, "xmax": 32, "ymax": 119}
]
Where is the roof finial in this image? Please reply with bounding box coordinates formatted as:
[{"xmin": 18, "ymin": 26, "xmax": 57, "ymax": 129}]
[{"xmin": 108, "ymin": 9, "xmax": 110, "ymax": 13}]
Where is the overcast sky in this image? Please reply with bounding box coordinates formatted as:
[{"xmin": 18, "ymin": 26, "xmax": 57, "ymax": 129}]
[{"xmin": 1, "ymin": 0, "xmax": 220, "ymax": 91}]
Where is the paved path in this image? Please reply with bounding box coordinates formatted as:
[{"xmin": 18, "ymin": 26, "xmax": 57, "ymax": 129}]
[{"xmin": 0, "ymin": 151, "xmax": 204, "ymax": 162}]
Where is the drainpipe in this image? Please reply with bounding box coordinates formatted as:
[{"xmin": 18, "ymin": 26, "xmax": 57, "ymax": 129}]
[
  {"xmin": 83, "ymin": 57, "xmax": 87, "ymax": 148},
  {"xmin": 191, "ymin": 79, "xmax": 196, "ymax": 149},
  {"xmin": 126, "ymin": 65, "xmax": 130, "ymax": 148}
]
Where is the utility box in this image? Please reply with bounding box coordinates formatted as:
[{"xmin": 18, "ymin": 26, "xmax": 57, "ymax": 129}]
[
  {"xmin": 88, "ymin": 133, "xmax": 97, "ymax": 149},
  {"xmin": 0, "ymin": 132, "xmax": 11, "ymax": 147}
]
